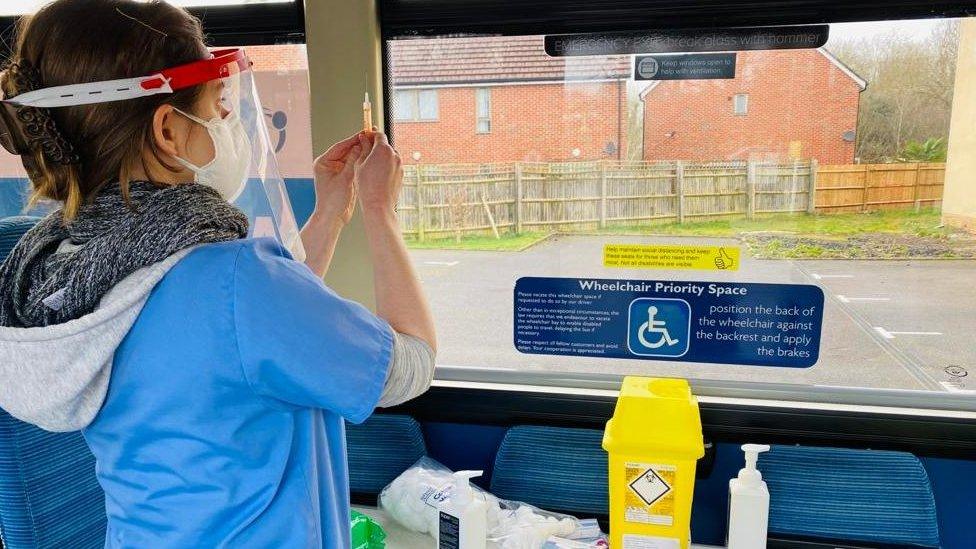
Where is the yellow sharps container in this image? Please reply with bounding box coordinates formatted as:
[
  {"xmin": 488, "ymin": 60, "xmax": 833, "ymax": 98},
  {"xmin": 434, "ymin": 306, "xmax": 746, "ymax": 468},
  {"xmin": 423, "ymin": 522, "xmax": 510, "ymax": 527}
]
[{"xmin": 602, "ymin": 377, "xmax": 704, "ymax": 549}]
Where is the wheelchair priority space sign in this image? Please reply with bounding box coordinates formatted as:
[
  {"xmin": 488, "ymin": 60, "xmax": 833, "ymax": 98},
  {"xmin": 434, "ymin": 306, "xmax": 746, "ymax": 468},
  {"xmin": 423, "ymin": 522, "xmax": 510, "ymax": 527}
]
[
  {"xmin": 514, "ymin": 276, "xmax": 824, "ymax": 368},
  {"xmin": 627, "ymin": 298, "xmax": 690, "ymax": 357}
]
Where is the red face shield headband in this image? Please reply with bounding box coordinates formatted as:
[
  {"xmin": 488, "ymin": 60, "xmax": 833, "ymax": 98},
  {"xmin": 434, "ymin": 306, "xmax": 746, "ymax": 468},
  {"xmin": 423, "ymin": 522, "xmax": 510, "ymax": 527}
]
[
  {"xmin": 4, "ymin": 48, "xmax": 250, "ymax": 109},
  {"xmin": 0, "ymin": 49, "xmax": 251, "ymax": 159}
]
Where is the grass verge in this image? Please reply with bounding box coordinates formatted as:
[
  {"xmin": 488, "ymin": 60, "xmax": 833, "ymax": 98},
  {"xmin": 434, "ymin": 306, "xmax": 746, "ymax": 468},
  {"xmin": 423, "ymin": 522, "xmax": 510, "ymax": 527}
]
[
  {"xmin": 405, "ymin": 231, "xmax": 551, "ymax": 251},
  {"xmin": 593, "ymin": 209, "xmax": 948, "ymax": 238}
]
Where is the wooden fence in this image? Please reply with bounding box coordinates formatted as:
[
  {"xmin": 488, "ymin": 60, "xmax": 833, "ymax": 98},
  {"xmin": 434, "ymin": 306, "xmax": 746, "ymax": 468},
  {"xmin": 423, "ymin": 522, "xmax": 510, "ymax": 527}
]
[
  {"xmin": 816, "ymin": 163, "xmax": 945, "ymax": 213},
  {"xmin": 397, "ymin": 160, "xmax": 944, "ymax": 240}
]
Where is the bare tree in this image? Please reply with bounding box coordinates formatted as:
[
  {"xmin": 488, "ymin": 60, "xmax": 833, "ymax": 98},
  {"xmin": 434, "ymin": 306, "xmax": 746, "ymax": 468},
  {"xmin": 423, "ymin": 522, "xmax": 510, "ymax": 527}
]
[{"xmin": 829, "ymin": 20, "xmax": 960, "ymax": 162}]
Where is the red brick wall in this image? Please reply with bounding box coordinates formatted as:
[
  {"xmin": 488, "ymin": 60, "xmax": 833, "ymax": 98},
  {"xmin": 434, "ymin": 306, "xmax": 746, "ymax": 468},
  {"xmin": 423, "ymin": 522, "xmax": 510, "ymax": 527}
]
[
  {"xmin": 642, "ymin": 50, "xmax": 862, "ymax": 163},
  {"xmin": 246, "ymin": 44, "xmax": 309, "ymax": 72},
  {"xmin": 391, "ymin": 81, "xmax": 626, "ymax": 164}
]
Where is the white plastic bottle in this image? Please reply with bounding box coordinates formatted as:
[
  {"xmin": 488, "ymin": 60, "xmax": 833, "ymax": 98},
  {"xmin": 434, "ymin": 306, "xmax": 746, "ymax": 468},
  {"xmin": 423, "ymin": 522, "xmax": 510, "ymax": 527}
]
[
  {"xmin": 436, "ymin": 470, "xmax": 487, "ymax": 549},
  {"xmin": 727, "ymin": 444, "xmax": 771, "ymax": 549}
]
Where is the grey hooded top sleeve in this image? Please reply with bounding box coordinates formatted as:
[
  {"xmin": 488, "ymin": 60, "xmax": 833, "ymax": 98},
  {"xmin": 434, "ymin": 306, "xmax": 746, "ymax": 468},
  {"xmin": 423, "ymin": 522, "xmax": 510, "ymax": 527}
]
[{"xmin": 378, "ymin": 332, "xmax": 436, "ymax": 408}]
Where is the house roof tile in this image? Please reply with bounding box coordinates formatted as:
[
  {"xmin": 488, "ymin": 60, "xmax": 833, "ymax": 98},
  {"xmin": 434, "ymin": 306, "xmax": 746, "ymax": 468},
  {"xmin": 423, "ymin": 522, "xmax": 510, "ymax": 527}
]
[{"xmin": 389, "ymin": 35, "xmax": 631, "ymax": 85}]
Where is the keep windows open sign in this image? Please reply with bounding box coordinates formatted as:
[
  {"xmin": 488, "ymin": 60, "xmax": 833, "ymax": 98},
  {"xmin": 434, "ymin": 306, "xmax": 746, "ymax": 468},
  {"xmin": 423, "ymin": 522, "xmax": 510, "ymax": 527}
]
[{"xmin": 635, "ymin": 54, "xmax": 736, "ymax": 80}]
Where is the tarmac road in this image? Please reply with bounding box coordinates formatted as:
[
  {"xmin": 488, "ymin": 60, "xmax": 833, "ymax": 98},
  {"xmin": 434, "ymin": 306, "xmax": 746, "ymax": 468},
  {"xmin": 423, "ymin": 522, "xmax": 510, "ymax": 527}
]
[{"xmin": 410, "ymin": 234, "xmax": 976, "ymax": 393}]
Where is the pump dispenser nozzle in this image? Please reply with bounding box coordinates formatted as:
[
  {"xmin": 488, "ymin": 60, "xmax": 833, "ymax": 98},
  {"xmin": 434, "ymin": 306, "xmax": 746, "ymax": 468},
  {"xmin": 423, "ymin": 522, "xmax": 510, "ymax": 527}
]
[
  {"xmin": 737, "ymin": 444, "xmax": 770, "ymax": 484},
  {"xmin": 451, "ymin": 470, "xmax": 483, "ymax": 505}
]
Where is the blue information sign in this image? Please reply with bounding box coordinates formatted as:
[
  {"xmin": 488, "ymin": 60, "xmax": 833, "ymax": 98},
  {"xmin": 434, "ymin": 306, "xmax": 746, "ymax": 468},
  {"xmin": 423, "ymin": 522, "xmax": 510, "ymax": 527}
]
[{"xmin": 514, "ymin": 277, "xmax": 824, "ymax": 368}]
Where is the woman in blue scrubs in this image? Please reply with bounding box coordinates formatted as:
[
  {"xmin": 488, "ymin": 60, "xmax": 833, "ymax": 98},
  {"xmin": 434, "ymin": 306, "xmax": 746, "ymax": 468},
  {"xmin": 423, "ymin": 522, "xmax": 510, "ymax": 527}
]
[{"xmin": 0, "ymin": 1, "xmax": 435, "ymax": 547}]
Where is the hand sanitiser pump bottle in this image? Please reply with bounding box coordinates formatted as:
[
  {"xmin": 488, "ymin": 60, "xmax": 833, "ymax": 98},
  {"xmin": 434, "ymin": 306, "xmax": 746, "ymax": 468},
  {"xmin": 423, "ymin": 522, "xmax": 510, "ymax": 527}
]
[
  {"xmin": 437, "ymin": 470, "xmax": 487, "ymax": 549},
  {"xmin": 727, "ymin": 444, "xmax": 771, "ymax": 549}
]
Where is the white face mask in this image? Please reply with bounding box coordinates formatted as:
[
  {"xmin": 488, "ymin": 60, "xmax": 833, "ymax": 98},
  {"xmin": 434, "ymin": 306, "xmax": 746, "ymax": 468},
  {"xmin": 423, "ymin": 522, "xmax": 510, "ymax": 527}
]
[{"xmin": 173, "ymin": 108, "xmax": 251, "ymax": 202}]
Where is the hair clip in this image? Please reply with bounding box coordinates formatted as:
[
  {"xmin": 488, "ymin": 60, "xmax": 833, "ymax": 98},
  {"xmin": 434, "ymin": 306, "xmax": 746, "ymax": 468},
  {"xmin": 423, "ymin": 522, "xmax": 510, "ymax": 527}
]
[{"xmin": 0, "ymin": 59, "xmax": 80, "ymax": 165}]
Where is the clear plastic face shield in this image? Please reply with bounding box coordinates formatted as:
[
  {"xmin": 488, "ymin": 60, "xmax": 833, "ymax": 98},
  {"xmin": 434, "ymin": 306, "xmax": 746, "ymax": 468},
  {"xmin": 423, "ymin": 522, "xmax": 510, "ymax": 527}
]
[{"xmin": 0, "ymin": 48, "xmax": 305, "ymax": 261}]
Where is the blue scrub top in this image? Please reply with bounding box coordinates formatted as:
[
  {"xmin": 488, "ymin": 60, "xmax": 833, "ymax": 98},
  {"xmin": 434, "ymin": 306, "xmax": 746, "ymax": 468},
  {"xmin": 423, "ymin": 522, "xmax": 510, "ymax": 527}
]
[{"xmin": 83, "ymin": 238, "xmax": 394, "ymax": 548}]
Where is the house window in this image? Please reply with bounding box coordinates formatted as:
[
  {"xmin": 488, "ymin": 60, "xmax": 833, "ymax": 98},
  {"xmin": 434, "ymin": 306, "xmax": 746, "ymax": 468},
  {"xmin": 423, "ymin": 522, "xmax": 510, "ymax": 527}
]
[
  {"xmin": 734, "ymin": 93, "xmax": 749, "ymax": 115},
  {"xmin": 394, "ymin": 89, "xmax": 439, "ymax": 121},
  {"xmin": 476, "ymin": 88, "xmax": 491, "ymax": 133}
]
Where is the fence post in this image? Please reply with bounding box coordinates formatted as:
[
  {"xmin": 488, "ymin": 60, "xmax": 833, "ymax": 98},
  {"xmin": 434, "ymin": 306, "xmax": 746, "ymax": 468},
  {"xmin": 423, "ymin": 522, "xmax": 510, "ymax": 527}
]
[
  {"xmin": 514, "ymin": 162, "xmax": 523, "ymax": 234},
  {"xmin": 599, "ymin": 160, "xmax": 608, "ymax": 229},
  {"xmin": 861, "ymin": 166, "xmax": 870, "ymax": 212},
  {"xmin": 416, "ymin": 164, "xmax": 426, "ymax": 242},
  {"xmin": 807, "ymin": 159, "xmax": 818, "ymax": 214},
  {"xmin": 675, "ymin": 161, "xmax": 685, "ymax": 224},
  {"xmin": 913, "ymin": 163, "xmax": 922, "ymax": 212},
  {"xmin": 746, "ymin": 161, "xmax": 756, "ymax": 219}
]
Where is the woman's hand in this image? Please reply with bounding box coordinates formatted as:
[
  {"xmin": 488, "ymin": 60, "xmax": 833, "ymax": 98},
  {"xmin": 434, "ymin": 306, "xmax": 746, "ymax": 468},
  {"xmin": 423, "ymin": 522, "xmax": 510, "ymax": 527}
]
[
  {"xmin": 312, "ymin": 132, "xmax": 363, "ymax": 226},
  {"xmin": 355, "ymin": 131, "xmax": 403, "ymax": 217},
  {"xmin": 301, "ymin": 133, "xmax": 363, "ymax": 278},
  {"xmin": 355, "ymin": 131, "xmax": 437, "ymax": 356}
]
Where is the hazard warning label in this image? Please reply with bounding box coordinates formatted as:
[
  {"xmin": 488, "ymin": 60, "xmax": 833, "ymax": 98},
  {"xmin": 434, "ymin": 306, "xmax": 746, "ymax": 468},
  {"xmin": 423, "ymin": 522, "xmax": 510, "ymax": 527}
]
[{"xmin": 625, "ymin": 463, "xmax": 676, "ymax": 525}]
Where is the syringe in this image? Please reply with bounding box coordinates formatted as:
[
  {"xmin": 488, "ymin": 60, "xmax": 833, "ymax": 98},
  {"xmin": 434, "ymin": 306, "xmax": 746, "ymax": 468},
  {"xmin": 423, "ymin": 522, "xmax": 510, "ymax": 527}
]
[{"xmin": 363, "ymin": 91, "xmax": 372, "ymax": 133}]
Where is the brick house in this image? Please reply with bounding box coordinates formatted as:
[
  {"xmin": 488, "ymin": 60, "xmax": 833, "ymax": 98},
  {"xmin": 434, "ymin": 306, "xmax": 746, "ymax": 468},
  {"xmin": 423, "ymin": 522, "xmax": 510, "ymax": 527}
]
[
  {"xmin": 389, "ymin": 36, "xmax": 631, "ymax": 164},
  {"xmin": 641, "ymin": 49, "xmax": 866, "ymax": 163}
]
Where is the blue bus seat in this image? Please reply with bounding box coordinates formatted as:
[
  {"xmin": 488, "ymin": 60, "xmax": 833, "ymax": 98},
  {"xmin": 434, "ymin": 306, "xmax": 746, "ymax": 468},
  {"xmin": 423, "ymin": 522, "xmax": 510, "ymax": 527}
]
[
  {"xmin": 760, "ymin": 445, "xmax": 940, "ymax": 548},
  {"xmin": 490, "ymin": 425, "xmax": 608, "ymax": 515},
  {"xmin": 0, "ymin": 216, "xmax": 107, "ymax": 549},
  {"xmin": 347, "ymin": 414, "xmax": 427, "ymax": 495}
]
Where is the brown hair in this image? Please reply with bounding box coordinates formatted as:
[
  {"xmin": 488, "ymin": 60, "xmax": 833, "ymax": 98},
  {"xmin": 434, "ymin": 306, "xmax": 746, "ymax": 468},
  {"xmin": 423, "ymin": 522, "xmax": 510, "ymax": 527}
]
[{"xmin": 1, "ymin": 0, "xmax": 209, "ymax": 221}]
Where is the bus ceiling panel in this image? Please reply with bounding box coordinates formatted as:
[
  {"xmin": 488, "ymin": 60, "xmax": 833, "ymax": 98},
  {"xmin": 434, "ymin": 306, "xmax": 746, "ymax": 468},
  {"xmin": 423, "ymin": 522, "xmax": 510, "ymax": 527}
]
[
  {"xmin": 380, "ymin": 0, "xmax": 976, "ymax": 36},
  {"xmin": 0, "ymin": 2, "xmax": 305, "ymax": 52}
]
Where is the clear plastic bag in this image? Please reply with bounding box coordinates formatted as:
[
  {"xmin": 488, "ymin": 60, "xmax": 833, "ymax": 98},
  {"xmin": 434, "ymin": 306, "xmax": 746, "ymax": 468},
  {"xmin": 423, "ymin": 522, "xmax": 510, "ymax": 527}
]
[
  {"xmin": 484, "ymin": 495, "xmax": 579, "ymax": 549},
  {"xmin": 379, "ymin": 457, "xmax": 583, "ymax": 548},
  {"xmin": 378, "ymin": 456, "xmax": 456, "ymax": 535}
]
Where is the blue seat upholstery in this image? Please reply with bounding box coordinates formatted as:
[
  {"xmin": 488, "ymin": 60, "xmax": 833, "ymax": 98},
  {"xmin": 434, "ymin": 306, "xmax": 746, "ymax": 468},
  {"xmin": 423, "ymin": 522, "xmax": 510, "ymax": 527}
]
[
  {"xmin": 0, "ymin": 216, "xmax": 107, "ymax": 549},
  {"xmin": 347, "ymin": 414, "xmax": 427, "ymax": 494},
  {"xmin": 490, "ymin": 425, "xmax": 608, "ymax": 515},
  {"xmin": 760, "ymin": 445, "xmax": 940, "ymax": 548}
]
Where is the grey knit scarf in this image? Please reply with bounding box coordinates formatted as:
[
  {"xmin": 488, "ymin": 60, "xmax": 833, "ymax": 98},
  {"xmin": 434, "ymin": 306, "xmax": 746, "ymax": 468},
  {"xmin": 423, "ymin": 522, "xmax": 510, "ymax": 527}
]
[{"xmin": 0, "ymin": 181, "xmax": 248, "ymax": 328}]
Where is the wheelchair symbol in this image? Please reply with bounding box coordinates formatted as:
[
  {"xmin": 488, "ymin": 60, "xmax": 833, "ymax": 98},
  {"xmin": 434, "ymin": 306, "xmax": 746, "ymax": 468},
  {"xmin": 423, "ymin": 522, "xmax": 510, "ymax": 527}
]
[
  {"xmin": 627, "ymin": 298, "xmax": 691, "ymax": 357},
  {"xmin": 637, "ymin": 306, "xmax": 681, "ymax": 349}
]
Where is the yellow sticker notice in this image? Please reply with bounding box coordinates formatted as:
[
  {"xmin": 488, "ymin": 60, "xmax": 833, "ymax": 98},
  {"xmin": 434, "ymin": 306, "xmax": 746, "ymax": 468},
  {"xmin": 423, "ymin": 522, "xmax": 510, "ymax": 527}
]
[
  {"xmin": 624, "ymin": 462, "xmax": 676, "ymax": 526},
  {"xmin": 604, "ymin": 244, "xmax": 740, "ymax": 271}
]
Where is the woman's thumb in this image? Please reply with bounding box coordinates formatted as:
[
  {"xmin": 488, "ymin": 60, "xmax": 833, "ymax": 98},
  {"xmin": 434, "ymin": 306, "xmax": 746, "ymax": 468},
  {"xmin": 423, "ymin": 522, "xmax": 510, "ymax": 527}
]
[
  {"xmin": 355, "ymin": 136, "xmax": 368, "ymax": 166},
  {"xmin": 344, "ymin": 146, "xmax": 361, "ymax": 173}
]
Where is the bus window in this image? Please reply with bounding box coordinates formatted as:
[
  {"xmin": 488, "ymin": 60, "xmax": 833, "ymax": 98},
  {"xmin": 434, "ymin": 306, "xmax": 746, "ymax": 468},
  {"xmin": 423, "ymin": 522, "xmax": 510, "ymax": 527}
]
[
  {"xmin": 384, "ymin": 18, "xmax": 976, "ymax": 398},
  {"xmin": 0, "ymin": 43, "xmax": 313, "ymax": 224}
]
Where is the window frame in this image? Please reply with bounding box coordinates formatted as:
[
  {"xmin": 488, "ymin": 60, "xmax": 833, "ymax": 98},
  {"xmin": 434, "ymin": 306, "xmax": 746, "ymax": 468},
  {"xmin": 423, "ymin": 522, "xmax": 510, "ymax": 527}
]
[
  {"xmin": 383, "ymin": 378, "xmax": 976, "ymax": 460},
  {"xmin": 379, "ymin": 0, "xmax": 976, "ymax": 37},
  {"xmin": 393, "ymin": 88, "xmax": 439, "ymax": 122},
  {"xmin": 475, "ymin": 87, "xmax": 492, "ymax": 134},
  {"xmin": 734, "ymin": 93, "xmax": 749, "ymax": 116},
  {"xmin": 379, "ymin": 5, "xmax": 976, "ymax": 415}
]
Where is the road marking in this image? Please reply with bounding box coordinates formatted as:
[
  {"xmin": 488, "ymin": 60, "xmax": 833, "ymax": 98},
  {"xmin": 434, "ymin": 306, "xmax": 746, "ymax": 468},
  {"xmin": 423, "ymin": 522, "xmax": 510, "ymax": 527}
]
[
  {"xmin": 811, "ymin": 273, "xmax": 854, "ymax": 280},
  {"xmin": 423, "ymin": 261, "xmax": 459, "ymax": 267},
  {"xmin": 873, "ymin": 327, "xmax": 943, "ymax": 339},
  {"xmin": 940, "ymin": 381, "xmax": 976, "ymax": 394},
  {"xmin": 837, "ymin": 295, "xmax": 891, "ymax": 303},
  {"xmin": 795, "ymin": 262, "xmax": 940, "ymax": 391}
]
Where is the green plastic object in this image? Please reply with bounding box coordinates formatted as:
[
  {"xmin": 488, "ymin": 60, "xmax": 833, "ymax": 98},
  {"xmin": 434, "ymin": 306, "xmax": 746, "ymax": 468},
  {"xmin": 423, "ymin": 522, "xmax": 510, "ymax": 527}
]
[{"xmin": 351, "ymin": 510, "xmax": 388, "ymax": 549}]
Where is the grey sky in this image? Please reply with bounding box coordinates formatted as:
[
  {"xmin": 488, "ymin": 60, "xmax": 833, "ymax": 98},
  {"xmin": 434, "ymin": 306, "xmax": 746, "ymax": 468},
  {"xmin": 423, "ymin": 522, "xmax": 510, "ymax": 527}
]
[{"xmin": 829, "ymin": 19, "xmax": 947, "ymax": 44}]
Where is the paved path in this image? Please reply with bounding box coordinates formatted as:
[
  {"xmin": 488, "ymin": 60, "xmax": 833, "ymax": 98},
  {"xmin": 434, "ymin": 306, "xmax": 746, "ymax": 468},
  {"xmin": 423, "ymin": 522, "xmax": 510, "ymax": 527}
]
[{"xmin": 410, "ymin": 235, "xmax": 976, "ymax": 392}]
